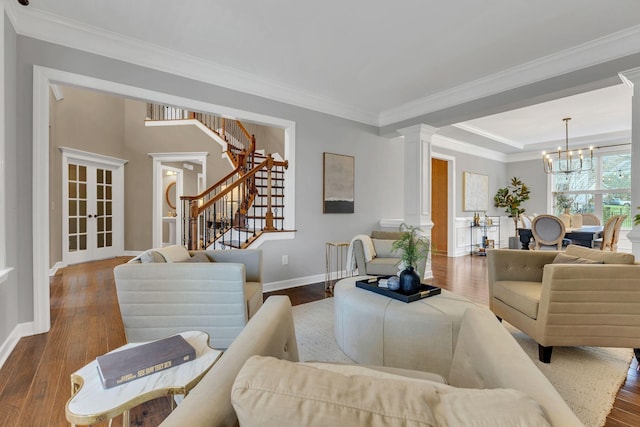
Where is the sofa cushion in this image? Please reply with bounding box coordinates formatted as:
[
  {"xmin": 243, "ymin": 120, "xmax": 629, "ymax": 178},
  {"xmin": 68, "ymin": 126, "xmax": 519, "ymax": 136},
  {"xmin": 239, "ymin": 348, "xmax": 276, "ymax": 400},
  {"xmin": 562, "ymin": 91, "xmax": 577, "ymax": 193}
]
[
  {"xmin": 372, "ymin": 239, "xmax": 397, "ymax": 258},
  {"xmin": 232, "ymin": 356, "xmax": 551, "ymax": 427},
  {"xmin": 232, "ymin": 355, "xmax": 439, "ymax": 427},
  {"xmin": 366, "ymin": 257, "xmax": 401, "ymax": 275},
  {"xmin": 552, "ymin": 253, "xmax": 604, "ymax": 264},
  {"xmin": 565, "ymin": 244, "xmax": 635, "ymax": 264},
  {"xmin": 155, "ymin": 245, "xmax": 192, "ymax": 263},
  {"xmin": 493, "ymin": 281, "xmax": 542, "ymax": 319},
  {"xmin": 303, "ymin": 361, "xmax": 447, "ymax": 385},
  {"xmin": 437, "ymin": 388, "xmax": 551, "ymax": 427}
]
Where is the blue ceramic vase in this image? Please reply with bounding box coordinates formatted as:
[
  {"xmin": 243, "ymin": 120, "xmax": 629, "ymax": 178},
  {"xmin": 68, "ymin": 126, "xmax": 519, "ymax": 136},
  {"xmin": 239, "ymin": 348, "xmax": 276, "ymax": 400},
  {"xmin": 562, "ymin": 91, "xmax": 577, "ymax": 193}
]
[{"xmin": 399, "ymin": 266, "xmax": 420, "ymax": 294}]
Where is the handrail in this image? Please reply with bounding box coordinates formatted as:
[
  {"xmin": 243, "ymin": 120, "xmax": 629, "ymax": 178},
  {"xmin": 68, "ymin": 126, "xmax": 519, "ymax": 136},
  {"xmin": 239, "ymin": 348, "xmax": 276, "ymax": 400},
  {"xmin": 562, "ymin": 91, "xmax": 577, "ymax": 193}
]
[{"xmin": 181, "ymin": 154, "xmax": 288, "ymax": 249}]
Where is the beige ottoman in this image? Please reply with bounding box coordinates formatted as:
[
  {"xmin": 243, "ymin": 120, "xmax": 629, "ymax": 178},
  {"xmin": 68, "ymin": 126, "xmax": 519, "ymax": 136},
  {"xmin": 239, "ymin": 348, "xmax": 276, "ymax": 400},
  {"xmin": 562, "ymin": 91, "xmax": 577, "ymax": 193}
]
[{"xmin": 334, "ymin": 276, "xmax": 477, "ymax": 378}]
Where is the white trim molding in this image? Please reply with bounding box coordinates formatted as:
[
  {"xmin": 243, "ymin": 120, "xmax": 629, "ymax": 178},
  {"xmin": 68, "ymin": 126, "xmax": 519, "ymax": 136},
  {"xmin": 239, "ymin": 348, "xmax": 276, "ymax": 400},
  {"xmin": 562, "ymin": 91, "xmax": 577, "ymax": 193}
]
[
  {"xmin": 7, "ymin": 2, "xmax": 640, "ymax": 127},
  {"xmin": 32, "ymin": 66, "xmax": 297, "ymax": 336}
]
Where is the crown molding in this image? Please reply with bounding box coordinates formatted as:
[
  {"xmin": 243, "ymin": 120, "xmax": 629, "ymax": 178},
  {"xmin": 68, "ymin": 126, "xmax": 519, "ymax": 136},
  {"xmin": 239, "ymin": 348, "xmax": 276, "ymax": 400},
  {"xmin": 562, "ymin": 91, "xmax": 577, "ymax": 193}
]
[
  {"xmin": 431, "ymin": 134, "xmax": 506, "ymax": 163},
  {"xmin": 5, "ymin": 3, "xmax": 378, "ymax": 126},
  {"xmin": 452, "ymin": 123, "xmax": 524, "ymax": 149},
  {"xmin": 379, "ymin": 24, "xmax": 640, "ymax": 127},
  {"xmin": 7, "ymin": 3, "xmax": 640, "ymax": 129}
]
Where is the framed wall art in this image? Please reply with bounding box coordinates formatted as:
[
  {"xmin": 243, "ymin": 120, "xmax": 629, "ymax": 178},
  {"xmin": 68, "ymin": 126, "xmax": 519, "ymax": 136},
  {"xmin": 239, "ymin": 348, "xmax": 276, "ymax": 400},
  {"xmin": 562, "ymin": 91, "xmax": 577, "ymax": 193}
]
[
  {"xmin": 323, "ymin": 153, "xmax": 354, "ymax": 213},
  {"xmin": 463, "ymin": 171, "xmax": 489, "ymax": 211}
]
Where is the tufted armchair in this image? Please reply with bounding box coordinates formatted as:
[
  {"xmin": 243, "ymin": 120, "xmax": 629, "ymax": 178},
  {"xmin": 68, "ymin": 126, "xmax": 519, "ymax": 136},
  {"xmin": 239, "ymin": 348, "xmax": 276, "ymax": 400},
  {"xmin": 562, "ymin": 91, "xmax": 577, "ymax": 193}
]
[{"xmin": 487, "ymin": 245, "xmax": 640, "ymax": 363}]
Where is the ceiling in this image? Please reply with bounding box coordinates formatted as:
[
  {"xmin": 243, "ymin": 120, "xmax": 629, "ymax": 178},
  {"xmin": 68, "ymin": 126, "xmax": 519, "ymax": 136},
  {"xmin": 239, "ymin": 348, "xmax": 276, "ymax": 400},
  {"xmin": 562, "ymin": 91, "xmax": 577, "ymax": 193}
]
[{"xmin": 11, "ymin": 0, "xmax": 640, "ymax": 155}]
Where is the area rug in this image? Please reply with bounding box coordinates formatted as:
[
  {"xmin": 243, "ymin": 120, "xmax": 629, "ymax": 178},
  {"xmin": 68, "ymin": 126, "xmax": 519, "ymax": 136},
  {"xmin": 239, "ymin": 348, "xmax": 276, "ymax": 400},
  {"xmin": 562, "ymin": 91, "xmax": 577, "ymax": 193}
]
[{"xmin": 292, "ymin": 298, "xmax": 633, "ymax": 427}]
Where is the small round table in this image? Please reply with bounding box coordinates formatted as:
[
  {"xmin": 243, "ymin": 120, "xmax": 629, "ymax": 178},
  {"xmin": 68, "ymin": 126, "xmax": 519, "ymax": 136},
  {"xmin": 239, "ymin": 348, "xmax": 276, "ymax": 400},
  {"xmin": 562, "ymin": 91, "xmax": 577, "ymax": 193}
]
[
  {"xmin": 334, "ymin": 276, "xmax": 477, "ymax": 378},
  {"xmin": 65, "ymin": 331, "xmax": 222, "ymax": 426}
]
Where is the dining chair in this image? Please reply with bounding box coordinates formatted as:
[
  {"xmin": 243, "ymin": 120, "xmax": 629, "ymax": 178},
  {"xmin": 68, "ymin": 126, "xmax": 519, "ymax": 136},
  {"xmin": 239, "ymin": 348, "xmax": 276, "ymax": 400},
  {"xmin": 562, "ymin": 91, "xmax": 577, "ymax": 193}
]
[
  {"xmin": 558, "ymin": 213, "xmax": 571, "ymax": 229},
  {"xmin": 598, "ymin": 215, "xmax": 619, "ymax": 251},
  {"xmin": 531, "ymin": 214, "xmax": 566, "ymax": 250},
  {"xmin": 612, "ymin": 215, "xmax": 627, "ymax": 252},
  {"xmin": 581, "ymin": 213, "xmax": 601, "ymax": 226},
  {"xmin": 520, "ymin": 214, "xmax": 533, "ymax": 229}
]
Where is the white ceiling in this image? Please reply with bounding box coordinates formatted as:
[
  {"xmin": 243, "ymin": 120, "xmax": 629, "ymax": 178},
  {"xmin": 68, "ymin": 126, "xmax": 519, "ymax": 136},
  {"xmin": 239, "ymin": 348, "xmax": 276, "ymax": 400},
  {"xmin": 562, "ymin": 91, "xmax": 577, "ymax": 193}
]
[{"xmin": 11, "ymin": 0, "xmax": 640, "ymax": 155}]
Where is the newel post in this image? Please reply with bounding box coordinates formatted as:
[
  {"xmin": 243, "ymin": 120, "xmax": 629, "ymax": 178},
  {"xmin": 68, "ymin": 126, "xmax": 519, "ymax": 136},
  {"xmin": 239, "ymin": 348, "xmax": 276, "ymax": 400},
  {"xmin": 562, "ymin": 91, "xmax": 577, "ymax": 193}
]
[
  {"xmin": 188, "ymin": 199, "xmax": 200, "ymax": 250},
  {"xmin": 263, "ymin": 155, "xmax": 276, "ymax": 231}
]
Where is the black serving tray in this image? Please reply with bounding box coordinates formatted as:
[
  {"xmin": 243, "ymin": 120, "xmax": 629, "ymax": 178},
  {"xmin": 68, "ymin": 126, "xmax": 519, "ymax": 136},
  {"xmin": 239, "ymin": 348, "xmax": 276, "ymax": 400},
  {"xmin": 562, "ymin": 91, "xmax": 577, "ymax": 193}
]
[{"xmin": 355, "ymin": 277, "xmax": 441, "ymax": 303}]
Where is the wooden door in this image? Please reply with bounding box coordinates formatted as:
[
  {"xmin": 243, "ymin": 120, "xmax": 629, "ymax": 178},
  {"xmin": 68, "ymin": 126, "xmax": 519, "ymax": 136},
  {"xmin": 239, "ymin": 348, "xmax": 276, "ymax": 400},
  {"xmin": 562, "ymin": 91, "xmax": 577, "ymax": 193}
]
[{"xmin": 431, "ymin": 158, "xmax": 448, "ymax": 255}]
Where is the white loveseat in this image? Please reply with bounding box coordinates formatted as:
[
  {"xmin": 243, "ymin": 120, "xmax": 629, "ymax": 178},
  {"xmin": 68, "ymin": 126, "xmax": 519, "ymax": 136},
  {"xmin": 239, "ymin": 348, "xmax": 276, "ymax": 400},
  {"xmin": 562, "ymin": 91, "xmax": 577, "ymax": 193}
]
[
  {"xmin": 159, "ymin": 296, "xmax": 583, "ymax": 427},
  {"xmin": 114, "ymin": 245, "xmax": 263, "ymax": 349}
]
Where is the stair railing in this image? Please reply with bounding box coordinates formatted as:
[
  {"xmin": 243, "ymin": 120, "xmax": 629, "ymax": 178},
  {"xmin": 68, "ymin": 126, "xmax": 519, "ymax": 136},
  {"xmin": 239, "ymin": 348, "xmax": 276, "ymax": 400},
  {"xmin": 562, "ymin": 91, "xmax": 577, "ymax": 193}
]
[{"xmin": 181, "ymin": 155, "xmax": 288, "ymax": 250}]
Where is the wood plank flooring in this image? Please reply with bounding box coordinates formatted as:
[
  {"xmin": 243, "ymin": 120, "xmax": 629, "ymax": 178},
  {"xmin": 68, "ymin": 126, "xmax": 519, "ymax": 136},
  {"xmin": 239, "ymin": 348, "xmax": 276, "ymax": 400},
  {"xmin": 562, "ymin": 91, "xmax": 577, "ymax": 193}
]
[{"xmin": 0, "ymin": 254, "xmax": 636, "ymax": 426}]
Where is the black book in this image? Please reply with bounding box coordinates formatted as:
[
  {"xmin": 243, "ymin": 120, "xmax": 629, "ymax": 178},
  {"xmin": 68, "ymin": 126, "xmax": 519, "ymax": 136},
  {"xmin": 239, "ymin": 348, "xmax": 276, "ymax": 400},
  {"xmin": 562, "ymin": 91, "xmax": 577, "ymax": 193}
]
[{"xmin": 96, "ymin": 334, "xmax": 196, "ymax": 389}]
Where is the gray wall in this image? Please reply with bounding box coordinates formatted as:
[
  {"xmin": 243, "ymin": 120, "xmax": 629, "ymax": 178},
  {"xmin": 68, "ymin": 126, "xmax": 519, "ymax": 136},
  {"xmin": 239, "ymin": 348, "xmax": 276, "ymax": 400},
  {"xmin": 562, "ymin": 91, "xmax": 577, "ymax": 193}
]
[
  {"xmin": 9, "ymin": 33, "xmax": 404, "ymax": 330},
  {"xmin": 507, "ymin": 159, "xmax": 549, "ymax": 217}
]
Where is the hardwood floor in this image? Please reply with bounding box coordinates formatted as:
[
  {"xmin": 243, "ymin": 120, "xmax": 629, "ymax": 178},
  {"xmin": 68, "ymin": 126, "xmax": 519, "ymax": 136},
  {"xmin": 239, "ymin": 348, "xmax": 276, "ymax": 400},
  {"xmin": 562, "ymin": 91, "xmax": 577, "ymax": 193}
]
[{"xmin": 0, "ymin": 254, "xmax": 637, "ymax": 426}]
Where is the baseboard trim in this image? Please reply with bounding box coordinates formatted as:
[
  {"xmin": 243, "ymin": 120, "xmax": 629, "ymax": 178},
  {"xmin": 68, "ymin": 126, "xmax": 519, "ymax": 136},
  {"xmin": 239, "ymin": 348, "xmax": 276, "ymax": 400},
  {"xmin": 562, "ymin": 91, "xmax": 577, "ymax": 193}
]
[
  {"xmin": 263, "ymin": 273, "xmax": 325, "ymax": 293},
  {"xmin": 48, "ymin": 262, "xmax": 65, "ymax": 277},
  {"xmin": 0, "ymin": 322, "xmax": 35, "ymax": 369}
]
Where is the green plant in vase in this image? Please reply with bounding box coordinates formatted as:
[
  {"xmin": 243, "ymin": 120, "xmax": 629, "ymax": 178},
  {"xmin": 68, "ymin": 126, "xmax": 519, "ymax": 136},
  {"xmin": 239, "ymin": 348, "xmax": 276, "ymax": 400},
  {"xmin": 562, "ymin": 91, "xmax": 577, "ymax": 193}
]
[
  {"xmin": 391, "ymin": 224, "xmax": 430, "ymax": 294},
  {"xmin": 555, "ymin": 194, "xmax": 574, "ymax": 214},
  {"xmin": 494, "ymin": 177, "xmax": 531, "ymax": 235}
]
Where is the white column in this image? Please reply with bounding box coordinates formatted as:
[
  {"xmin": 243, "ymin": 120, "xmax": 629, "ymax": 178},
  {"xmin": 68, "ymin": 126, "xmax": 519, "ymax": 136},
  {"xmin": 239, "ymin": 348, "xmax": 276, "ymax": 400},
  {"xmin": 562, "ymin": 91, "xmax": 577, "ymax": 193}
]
[
  {"xmin": 620, "ymin": 68, "xmax": 640, "ymax": 258},
  {"xmin": 397, "ymin": 124, "xmax": 439, "ymax": 279}
]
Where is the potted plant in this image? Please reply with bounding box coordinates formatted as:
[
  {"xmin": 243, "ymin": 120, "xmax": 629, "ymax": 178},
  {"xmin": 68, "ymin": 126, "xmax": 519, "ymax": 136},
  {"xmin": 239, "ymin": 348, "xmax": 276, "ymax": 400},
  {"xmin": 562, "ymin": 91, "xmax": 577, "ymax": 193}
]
[
  {"xmin": 391, "ymin": 224, "xmax": 430, "ymax": 294},
  {"xmin": 494, "ymin": 177, "xmax": 530, "ymax": 248},
  {"xmin": 634, "ymin": 207, "xmax": 640, "ymax": 227}
]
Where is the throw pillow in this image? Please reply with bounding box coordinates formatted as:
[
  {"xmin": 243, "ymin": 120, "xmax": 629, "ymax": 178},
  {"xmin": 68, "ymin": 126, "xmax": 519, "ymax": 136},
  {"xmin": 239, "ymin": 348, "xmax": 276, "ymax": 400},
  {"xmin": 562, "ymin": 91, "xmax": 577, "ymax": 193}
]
[
  {"xmin": 565, "ymin": 244, "xmax": 635, "ymax": 264},
  {"xmin": 183, "ymin": 252, "xmax": 212, "ymax": 263},
  {"xmin": 232, "ymin": 355, "xmax": 439, "ymax": 427},
  {"xmin": 139, "ymin": 250, "xmax": 166, "ymax": 263},
  {"xmin": 552, "ymin": 253, "xmax": 603, "ymax": 264},
  {"xmin": 155, "ymin": 245, "xmax": 191, "ymax": 263}
]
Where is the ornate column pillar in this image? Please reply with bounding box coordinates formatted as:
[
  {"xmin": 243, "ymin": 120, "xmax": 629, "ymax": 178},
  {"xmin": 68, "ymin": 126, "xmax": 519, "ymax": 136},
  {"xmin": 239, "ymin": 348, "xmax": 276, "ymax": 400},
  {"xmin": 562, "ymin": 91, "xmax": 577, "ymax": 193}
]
[
  {"xmin": 397, "ymin": 124, "xmax": 439, "ymax": 279},
  {"xmin": 619, "ymin": 68, "xmax": 640, "ymax": 258}
]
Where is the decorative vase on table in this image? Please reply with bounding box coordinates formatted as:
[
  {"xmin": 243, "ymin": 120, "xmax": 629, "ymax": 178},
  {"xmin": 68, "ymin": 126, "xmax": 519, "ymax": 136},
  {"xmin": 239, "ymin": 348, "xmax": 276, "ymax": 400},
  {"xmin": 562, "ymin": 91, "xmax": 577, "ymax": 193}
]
[{"xmin": 399, "ymin": 266, "xmax": 421, "ymax": 294}]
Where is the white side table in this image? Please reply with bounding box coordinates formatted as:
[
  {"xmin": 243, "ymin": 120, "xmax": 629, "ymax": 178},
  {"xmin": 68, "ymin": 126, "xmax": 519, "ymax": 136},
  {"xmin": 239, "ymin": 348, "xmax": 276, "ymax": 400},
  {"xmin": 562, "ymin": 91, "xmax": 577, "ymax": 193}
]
[{"xmin": 65, "ymin": 331, "xmax": 222, "ymax": 426}]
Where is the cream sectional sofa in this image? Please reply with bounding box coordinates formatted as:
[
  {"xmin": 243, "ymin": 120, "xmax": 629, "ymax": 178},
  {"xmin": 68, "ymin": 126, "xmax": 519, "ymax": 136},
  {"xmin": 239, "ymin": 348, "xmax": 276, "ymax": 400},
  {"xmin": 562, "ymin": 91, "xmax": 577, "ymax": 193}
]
[
  {"xmin": 114, "ymin": 245, "xmax": 263, "ymax": 349},
  {"xmin": 159, "ymin": 296, "xmax": 583, "ymax": 427}
]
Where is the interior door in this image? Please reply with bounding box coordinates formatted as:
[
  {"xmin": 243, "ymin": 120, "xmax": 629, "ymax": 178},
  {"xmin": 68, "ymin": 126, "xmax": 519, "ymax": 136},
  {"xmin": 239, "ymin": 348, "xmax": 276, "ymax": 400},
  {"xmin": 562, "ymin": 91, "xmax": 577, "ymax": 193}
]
[
  {"xmin": 431, "ymin": 158, "xmax": 448, "ymax": 255},
  {"xmin": 63, "ymin": 159, "xmax": 119, "ymax": 265}
]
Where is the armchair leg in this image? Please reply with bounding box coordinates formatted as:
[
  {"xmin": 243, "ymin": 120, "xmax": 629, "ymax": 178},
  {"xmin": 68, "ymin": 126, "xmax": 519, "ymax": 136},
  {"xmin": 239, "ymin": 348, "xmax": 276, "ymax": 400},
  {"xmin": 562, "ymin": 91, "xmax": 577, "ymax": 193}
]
[{"xmin": 538, "ymin": 345, "xmax": 553, "ymax": 363}]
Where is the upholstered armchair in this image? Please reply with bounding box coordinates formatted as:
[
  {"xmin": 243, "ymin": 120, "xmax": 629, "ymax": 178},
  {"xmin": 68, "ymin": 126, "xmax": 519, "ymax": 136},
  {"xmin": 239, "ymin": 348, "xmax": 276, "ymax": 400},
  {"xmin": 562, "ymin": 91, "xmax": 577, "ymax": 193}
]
[
  {"xmin": 114, "ymin": 245, "xmax": 263, "ymax": 349},
  {"xmin": 350, "ymin": 231, "xmax": 427, "ymax": 278},
  {"xmin": 487, "ymin": 245, "xmax": 640, "ymax": 363}
]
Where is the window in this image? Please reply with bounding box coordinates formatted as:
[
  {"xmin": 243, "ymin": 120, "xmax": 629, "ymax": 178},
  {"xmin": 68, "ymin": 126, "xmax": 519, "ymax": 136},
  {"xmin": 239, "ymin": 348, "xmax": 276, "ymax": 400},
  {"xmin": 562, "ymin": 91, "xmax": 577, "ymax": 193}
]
[{"xmin": 552, "ymin": 152, "xmax": 632, "ymax": 229}]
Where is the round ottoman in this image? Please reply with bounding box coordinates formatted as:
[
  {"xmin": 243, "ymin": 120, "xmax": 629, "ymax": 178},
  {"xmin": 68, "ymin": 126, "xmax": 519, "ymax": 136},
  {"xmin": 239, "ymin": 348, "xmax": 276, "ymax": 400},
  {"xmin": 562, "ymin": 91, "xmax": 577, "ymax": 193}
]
[{"xmin": 334, "ymin": 276, "xmax": 477, "ymax": 378}]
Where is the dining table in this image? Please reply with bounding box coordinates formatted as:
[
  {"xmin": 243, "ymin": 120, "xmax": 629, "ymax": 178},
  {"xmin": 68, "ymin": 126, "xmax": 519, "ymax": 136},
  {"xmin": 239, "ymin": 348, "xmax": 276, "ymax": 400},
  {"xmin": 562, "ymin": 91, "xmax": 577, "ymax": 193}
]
[{"xmin": 517, "ymin": 225, "xmax": 604, "ymax": 250}]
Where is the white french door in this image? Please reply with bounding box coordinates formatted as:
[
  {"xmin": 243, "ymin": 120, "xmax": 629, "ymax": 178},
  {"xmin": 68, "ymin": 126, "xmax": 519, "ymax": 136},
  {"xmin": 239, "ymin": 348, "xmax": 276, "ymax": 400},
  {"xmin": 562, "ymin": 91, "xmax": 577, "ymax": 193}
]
[{"xmin": 61, "ymin": 148, "xmax": 126, "ymax": 266}]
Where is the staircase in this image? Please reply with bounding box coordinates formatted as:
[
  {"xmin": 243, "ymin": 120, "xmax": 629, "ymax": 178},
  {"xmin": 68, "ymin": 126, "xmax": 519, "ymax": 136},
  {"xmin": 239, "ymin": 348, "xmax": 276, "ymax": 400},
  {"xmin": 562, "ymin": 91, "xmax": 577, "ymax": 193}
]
[{"xmin": 146, "ymin": 104, "xmax": 289, "ymax": 250}]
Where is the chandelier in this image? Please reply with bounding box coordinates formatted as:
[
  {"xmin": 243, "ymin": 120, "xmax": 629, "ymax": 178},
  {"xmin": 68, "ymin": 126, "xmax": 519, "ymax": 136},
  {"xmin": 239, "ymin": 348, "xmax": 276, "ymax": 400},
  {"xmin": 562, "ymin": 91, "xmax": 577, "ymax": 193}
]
[{"xmin": 542, "ymin": 117, "xmax": 593, "ymax": 175}]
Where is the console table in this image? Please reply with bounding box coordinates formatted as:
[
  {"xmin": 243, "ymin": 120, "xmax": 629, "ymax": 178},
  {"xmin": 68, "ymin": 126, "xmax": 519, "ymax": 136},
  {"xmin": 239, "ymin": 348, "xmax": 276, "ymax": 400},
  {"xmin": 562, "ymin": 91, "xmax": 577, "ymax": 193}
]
[{"xmin": 469, "ymin": 217, "xmax": 500, "ymax": 255}]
